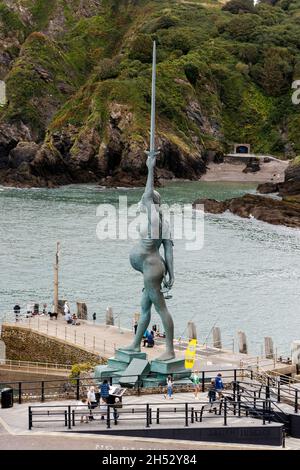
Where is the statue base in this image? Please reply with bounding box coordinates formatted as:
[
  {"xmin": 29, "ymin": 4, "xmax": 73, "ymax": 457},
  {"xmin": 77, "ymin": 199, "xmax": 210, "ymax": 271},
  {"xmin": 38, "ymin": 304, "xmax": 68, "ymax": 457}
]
[
  {"xmin": 94, "ymin": 351, "xmax": 192, "ymax": 388},
  {"xmin": 115, "ymin": 349, "xmax": 147, "ymax": 363}
]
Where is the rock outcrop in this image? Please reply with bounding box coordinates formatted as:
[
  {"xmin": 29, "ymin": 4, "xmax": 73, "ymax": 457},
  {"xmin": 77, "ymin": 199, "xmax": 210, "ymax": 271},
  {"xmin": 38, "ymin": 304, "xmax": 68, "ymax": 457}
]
[
  {"xmin": 194, "ymin": 194, "xmax": 300, "ymax": 229},
  {"xmin": 1, "ymin": 0, "xmax": 300, "ymax": 188}
]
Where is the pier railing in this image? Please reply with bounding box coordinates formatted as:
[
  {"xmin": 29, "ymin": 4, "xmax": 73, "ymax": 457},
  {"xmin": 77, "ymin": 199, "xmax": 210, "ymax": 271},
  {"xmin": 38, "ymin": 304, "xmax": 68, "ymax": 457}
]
[
  {"xmin": 27, "ymin": 397, "xmax": 278, "ymax": 431},
  {"xmin": 0, "ymin": 368, "xmax": 247, "ymax": 405},
  {"xmin": 0, "ymin": 359, "xmax": 72, "ymax": 374}
]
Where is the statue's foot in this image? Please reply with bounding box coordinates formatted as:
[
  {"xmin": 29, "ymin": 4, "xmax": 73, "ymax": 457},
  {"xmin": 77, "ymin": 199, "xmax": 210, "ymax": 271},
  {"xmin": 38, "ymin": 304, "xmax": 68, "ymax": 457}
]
[
  {"xmin": 155, "ymin": 351, "xmax": 175, "ymax": 361},
  {"xmin": 120, "ymin": 344, "xmax": 141, "ymax": 353}
]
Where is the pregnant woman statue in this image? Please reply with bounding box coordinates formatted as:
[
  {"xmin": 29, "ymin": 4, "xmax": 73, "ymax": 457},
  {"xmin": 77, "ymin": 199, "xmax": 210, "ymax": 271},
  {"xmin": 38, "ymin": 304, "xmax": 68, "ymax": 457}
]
[{"xmin": 122, "ymin": 42, "xmax": 175, "ymax": 361}]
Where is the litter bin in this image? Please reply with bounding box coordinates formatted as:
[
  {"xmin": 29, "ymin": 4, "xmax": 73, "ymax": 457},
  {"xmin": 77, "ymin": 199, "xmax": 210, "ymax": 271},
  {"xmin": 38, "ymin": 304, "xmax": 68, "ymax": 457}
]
[{"xmin": 1, "ymin": 388, "xmax": 13, "ymax": 409}]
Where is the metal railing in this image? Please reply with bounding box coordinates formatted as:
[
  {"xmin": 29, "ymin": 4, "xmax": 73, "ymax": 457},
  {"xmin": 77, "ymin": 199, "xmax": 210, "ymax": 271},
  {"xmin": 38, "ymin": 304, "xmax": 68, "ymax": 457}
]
[
  {"xmin": 2, "ymin": 318, "xmax": 117, "ymax": 357},
  {"xmin": 28, "ymin": 398, "xmax": 279, "ymax": 432},
  {"xmin": 0, "ymin": 359, "xmax": 72, "ymax": 373},
  {"xmin": 0, "ymin": 368, "xmax": 246, "ymax": 404}
]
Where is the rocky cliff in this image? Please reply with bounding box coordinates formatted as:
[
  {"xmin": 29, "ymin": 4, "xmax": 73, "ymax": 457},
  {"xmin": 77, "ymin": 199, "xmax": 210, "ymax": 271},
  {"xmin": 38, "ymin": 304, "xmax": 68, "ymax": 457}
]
[{"xmin": 1, "ymin": 0, "xmax": 300, "ymax": 187}]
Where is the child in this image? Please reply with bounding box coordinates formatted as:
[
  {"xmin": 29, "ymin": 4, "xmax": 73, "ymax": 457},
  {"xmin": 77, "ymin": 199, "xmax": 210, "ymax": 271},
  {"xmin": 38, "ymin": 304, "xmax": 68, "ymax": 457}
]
[
  {"xmin": 76, "ymin": 397, "xmax": 89, "ymax": 423},
  {"xmin": 164, "ymin": 375, "xmax": 174, "ymax": 399}
]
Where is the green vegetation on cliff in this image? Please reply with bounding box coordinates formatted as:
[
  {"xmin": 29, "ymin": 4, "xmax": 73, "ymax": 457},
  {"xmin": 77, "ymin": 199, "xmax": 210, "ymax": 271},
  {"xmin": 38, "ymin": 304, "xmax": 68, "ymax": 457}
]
[{"xmin": 1, "ymin": 0, "xmax": 300, "ymax": 186}]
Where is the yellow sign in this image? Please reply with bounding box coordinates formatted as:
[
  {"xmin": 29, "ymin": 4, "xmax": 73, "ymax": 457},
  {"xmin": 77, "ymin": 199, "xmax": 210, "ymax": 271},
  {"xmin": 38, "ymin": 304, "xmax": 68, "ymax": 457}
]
[{"xmin": 185, "ymin": 338, "xmax": 197, "ymax": 369}]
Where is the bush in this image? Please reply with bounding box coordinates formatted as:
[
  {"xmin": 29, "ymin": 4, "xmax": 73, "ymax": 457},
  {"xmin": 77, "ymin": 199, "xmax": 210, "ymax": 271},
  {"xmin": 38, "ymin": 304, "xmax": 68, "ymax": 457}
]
[
  {"xmin": 184, "ymin": 63, "xmax": 199, "ymax": 85},
  {"xmin": 128, "ymin": 34, "xmax": 153, "ymax": 63},
  {"xmin": 222, "ymin": 0, "xmax": 256, "ymax": 14},
  {"xmin": 96, "ymin": 57, "xmax": 120, "ymax": 81}
]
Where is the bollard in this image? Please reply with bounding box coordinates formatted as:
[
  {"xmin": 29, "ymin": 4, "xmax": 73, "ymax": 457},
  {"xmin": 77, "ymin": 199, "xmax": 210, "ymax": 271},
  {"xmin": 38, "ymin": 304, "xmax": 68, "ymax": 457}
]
[
  {"xmin": 212, "ymin": 327, "xmax": 222, "ymax": 349},
  {"xmin": 264, "ymin": 337, "xmax": 274, "ymax": 359},
  {"xmin": 237, "ymin": 331, "xmax": 248, "ymax": 354}
]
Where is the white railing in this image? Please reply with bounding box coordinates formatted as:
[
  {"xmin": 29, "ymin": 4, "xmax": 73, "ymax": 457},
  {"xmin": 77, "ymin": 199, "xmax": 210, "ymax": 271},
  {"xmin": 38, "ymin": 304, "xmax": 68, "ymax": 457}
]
[
  {"xmin": 0, "ymin": 359, "xmax": 72, "ymax": 373},
  {"xmin": 2, "ymin": 317, "xmax": 118, "ymax": 357}
]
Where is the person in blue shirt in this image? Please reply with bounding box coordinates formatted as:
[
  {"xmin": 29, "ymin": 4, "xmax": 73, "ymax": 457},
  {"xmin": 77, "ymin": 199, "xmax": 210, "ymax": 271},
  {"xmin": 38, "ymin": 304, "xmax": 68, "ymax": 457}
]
[
  {"xmin": 100, "ymin": 379, "xmax": 110, "ymax": 399},
  {"xmin": 214, "ymin": 373, "xmax": 224, "ymax": 399}
]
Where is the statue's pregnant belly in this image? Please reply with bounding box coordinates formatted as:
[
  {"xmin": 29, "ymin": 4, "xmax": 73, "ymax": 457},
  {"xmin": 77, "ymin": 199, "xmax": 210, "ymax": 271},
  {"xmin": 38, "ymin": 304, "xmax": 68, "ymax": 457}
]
[{"xmin": 129, "ymin": 239, "xmax": 165, "ymax": 273}]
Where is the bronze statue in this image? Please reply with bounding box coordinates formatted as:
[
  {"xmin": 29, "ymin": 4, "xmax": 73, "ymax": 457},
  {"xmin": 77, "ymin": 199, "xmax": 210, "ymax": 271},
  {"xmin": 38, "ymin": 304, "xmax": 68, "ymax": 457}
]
[{"xmin": 122, "ymin": 42, "xmax": 175, "ymax": 361}]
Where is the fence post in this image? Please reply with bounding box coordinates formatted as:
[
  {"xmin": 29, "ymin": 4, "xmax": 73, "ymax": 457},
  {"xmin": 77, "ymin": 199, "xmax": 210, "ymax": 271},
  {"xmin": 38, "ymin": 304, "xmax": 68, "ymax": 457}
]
[
  {"xmin": 191, "ymin": 407, "xmax": 194, "ymax": 424},
  {"xmin": 64, "ymin": 410, "xmax": 68, "ymax": 427},
  {"xmin": 28, "ymin": 406, "xmax": 32, "ymax": 430},
  {"xmin": 72, "ymin": 410, "xmax": 75, "ymax": 427},
  {"xmin": 234, "ymin": 369, "xmax": 237, "ymax": 383},
  {"xmin": 251, "ymin": 369, "xmax": 253, "ymax": 381},
  {"xmin": 76, "ymin": 378, "xmax": 80, "ymax": 401},
  {"xmin": 295, "ymin": 390, "xmax": 298, "ymax": 414},
  {"xmin": 18, "ymin": 382, "xmax": 22, "ymax": 405},
  {"xmin": 41, "ymin": 381, "xmax": 45, "ymax": 403},
  {"xmin": 277, "ymin": 381, "xmax": 281, "ymax": 403},
  {"xmin": 106, "ymin": 405, "xmax": 111, "ymax": 429},
  {"xmin": 156, "ymin": 408, "xmax": 160, "ymax": 424},
  {"xmin": 146, "ymin": 404, "xmax": 150, "ymax": 428},
  {"xmin": 185, "ymin": 403, "xmax": 189, "ymax": 427},
  {"xmin": 201, "ymin": 371, "xmax": 205, "ymax": 392},
  {"xmin": 224, "ymin": 400, "xmax": 227, "ymax": 426},
  {"xmin": 68, "ymin": 405, "xmax": 71, "ymax": 429},
  {"xmin": 263, "ymin": 401, "xmax": 266, "ymax": 425},
  {"xmin": 238, "ymin": 393, "xmax": 241, "ymax": 417}
]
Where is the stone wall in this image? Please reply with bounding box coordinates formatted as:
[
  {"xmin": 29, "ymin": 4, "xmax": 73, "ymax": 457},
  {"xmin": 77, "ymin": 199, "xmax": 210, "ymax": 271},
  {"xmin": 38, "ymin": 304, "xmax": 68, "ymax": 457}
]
[{"xmin": 1, "ymin": 325, "xmax": 106, "ymax": 365}]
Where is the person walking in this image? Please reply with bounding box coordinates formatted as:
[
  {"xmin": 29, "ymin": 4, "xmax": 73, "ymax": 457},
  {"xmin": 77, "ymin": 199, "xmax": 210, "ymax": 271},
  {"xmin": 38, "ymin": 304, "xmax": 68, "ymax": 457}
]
[
  {"xmin": 87, "ymin": 386, "xmax": 97, "ymax": 420},
  {"xmin": 134, "ymin": 320, "xmax": 138, "ymax": 335},
  {"xmin": 208, "ymin": 379, "xmax": 217, "ymax": 412},
  {"xmin": 100, "ymin": 379, "xmax": 110, "ymax": 400},
  {"xmin": 164, "ymin": 375, "xmax": 174, "ymax": 399},
  {"xmin": 215, "ymin": 373, "xmax": 224, "ymax": 399},
  {"xmin": 192, "ymin": 370, "xmax": 200, "ymax": 399},
  {"xmin": 92, "ymin": 312, "xmax": 96, "ymax": 324}
]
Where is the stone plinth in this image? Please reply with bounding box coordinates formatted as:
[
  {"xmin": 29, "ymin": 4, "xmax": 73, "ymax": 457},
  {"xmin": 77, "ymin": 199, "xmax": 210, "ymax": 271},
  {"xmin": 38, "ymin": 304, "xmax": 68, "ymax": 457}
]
[
  {"xmin": 150, "ymin": 358, "xmax": 186, "ymax": 375},
  {"xmin": 115, "ymin": 349, "xmax": 147, "ymax": 363}
]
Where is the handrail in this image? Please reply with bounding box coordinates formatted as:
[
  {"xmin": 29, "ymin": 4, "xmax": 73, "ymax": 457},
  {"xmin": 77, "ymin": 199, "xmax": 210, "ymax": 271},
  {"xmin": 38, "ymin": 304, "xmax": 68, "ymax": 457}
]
[{"xmin": 0, "ymin": 359, "xmax": 72, "ymax": 370}]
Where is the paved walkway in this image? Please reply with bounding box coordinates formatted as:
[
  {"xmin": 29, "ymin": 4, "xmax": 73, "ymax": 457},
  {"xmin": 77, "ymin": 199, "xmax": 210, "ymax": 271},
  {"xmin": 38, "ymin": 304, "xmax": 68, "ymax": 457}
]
[{"xmin": 0, "ymin": 392, "xmax": 294, "ymax": 450}]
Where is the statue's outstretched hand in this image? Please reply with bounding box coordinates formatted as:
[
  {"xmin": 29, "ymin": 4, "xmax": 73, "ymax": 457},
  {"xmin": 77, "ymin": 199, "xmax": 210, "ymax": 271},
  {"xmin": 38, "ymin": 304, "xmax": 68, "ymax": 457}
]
[{"xmin": 146, "ymin": 154, "xmax": 156, "ymax": 170}]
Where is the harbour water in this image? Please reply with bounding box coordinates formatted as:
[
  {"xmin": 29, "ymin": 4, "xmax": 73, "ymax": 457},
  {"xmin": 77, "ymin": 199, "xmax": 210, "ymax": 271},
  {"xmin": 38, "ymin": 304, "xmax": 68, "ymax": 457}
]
[{"xmin": 0, "ymin": 181, "xmax": 299, "ymax": 355}]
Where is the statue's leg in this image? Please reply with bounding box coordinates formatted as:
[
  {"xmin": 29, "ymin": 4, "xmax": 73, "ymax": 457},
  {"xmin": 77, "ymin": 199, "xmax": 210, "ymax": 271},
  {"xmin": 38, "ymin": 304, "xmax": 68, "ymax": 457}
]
[
  {"xmin": 149, "ymin": 288, "xmax": 175, "ymax": 361},
  {"xmin": 121, "ymin": 290, "xmax": 152, "ymax": 352},
  {"xmin": 144, "ymin": 257, "xmax": 175, "ymax": 361}
]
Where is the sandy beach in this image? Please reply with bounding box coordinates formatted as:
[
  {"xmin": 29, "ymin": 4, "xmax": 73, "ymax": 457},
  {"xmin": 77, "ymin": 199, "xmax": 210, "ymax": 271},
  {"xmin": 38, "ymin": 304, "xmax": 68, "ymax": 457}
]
[{"xmin": 201, "ymin": 160, "xmax": 289, "ymax": 183}]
